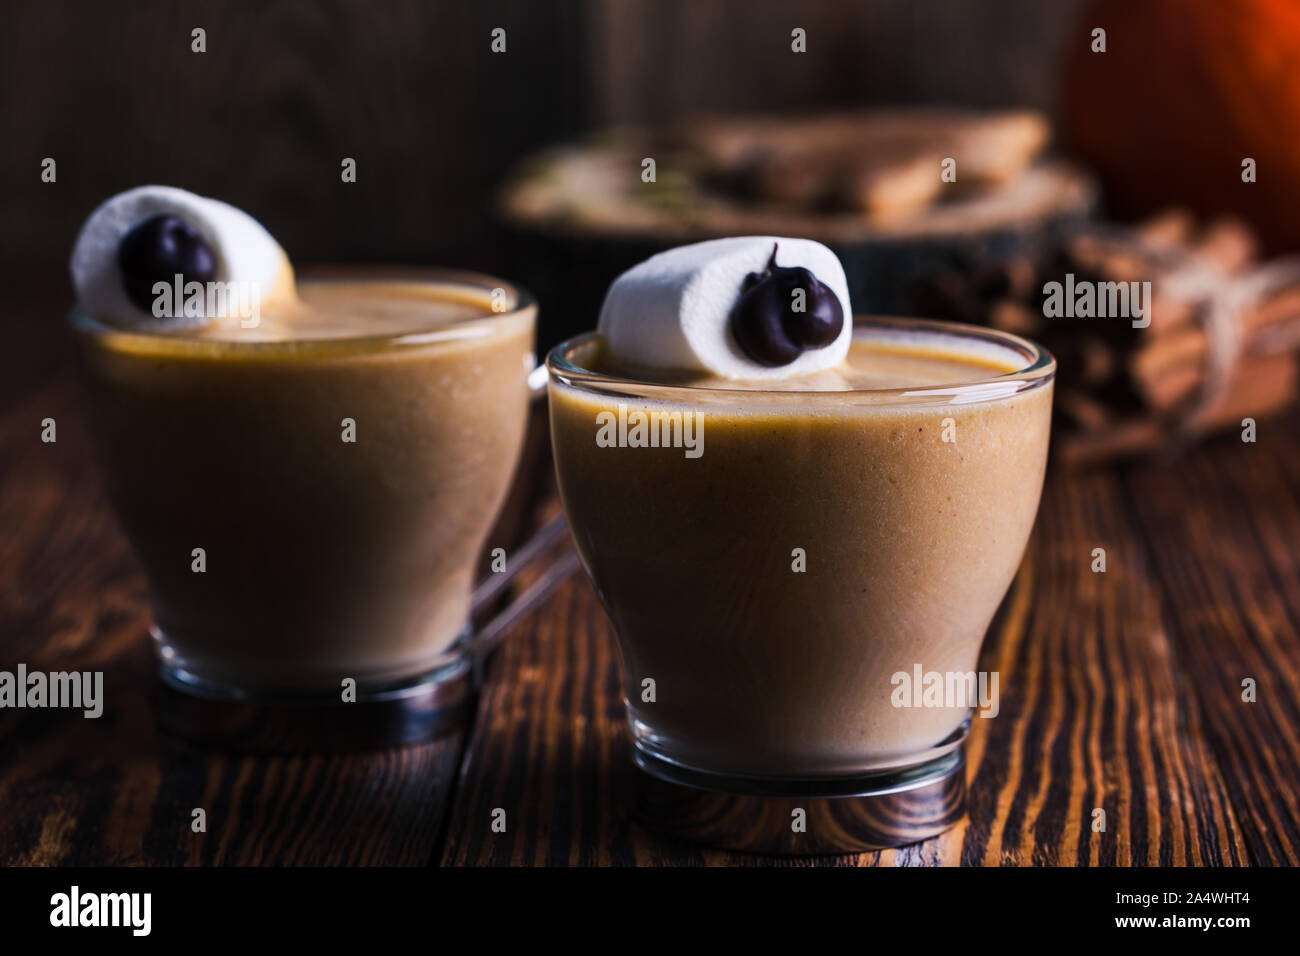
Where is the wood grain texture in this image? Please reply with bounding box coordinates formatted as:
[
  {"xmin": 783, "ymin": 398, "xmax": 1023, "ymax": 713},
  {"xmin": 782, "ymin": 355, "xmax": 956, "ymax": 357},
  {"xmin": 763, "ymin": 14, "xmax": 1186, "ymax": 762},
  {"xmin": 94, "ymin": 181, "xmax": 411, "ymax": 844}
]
[{"xmin": 1123, "ymin": 432, "xmax": 1300, "ymax": 864}]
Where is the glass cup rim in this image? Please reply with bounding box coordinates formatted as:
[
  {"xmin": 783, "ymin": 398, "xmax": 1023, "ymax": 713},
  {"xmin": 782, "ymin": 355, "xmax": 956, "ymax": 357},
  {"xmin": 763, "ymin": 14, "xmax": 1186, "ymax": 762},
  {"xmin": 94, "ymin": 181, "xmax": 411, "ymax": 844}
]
[
  {"xmin": 546, "ymin": 316, "xmax": 1056, "ymax": 406},
  {"xmin": 67, "ymin": 265, "xmax": 536, "ymax": 352}
]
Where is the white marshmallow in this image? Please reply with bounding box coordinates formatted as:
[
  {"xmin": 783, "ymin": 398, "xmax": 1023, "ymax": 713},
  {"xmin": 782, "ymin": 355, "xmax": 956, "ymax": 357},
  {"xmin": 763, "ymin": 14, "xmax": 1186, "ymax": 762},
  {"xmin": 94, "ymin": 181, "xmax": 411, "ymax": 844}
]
[
  {"xmin": 70, "ymin": 185, "xmax": 294, "ymax": 328},
  {"xmin": 597, "ymin": 237, "xmax": 852, "ymax": 380}
]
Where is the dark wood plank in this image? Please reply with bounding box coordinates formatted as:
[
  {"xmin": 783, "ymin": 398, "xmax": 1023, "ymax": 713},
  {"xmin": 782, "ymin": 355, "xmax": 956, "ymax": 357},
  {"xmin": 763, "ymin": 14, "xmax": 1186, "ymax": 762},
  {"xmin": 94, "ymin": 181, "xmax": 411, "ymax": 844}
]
[{"xmin": 1122, "ymin": 425, "xmax": 1300, "ymax": 865}]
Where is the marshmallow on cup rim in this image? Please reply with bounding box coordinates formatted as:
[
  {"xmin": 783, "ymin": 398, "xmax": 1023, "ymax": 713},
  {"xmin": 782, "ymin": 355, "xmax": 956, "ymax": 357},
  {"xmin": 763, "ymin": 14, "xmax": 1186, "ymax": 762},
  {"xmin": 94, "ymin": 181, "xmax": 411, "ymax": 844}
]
[
  {"xmin": 70, "ymin": 185, "xmax": 296, "ymax": 330},
  {"xmin": 597, "ymin": 236, "xmax": 852, "ymax": 380}
]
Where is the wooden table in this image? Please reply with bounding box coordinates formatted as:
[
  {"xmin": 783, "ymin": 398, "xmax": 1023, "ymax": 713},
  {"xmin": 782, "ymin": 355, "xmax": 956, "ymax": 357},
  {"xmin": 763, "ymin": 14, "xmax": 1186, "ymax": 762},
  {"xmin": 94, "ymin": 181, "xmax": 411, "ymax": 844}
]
[{"xmin": 3, "ymin": 299, "xmax": 1299, "ymax": 867}]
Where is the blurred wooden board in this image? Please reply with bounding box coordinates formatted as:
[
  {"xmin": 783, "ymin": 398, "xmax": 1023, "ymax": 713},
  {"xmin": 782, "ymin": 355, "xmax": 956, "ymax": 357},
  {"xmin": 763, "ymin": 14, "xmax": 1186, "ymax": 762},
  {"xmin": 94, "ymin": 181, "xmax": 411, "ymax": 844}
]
[{"xmin": 499, "ymin": 137, "xmax": 1095, "ymax": 243}]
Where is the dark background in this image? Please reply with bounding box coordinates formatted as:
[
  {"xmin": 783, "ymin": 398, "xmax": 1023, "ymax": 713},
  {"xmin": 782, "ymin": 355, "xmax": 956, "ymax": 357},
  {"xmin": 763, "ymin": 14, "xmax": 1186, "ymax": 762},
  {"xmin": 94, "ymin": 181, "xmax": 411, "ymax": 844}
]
[{"xmin": 0, "ymin": 0, "xmax": 1084, "ymax": 278}]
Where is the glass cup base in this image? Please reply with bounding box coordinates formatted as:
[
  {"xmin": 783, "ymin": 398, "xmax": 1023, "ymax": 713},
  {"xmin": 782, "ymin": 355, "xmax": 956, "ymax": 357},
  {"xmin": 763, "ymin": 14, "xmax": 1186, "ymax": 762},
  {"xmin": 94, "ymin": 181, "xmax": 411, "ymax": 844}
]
[
  {"xmin": 632, "ymin": 731, "xmax": 969, "ymax": 855},
  {"xmin": 153, "ymin": 627, "xmax": 474, "ymax": 753}
]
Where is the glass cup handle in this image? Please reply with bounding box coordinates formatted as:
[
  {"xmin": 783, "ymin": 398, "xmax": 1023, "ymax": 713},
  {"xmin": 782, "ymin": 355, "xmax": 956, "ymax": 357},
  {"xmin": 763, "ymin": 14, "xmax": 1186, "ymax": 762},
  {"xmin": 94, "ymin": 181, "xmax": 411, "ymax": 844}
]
[{"xmin": 527, "ymin": 357, "xmax": 548, "ymax": 399}]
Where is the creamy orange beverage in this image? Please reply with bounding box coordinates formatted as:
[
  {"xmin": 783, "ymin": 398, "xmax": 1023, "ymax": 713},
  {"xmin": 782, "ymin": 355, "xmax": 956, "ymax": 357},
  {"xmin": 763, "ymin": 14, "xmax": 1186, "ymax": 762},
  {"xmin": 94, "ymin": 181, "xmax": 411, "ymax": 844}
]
[
  {"xmin": 547, "ymin": 236, "xmax": 1054, "ymax": 817},
  {"xmin": 69, "ymin": 188, "xmax": 535, "ymax": 699}
]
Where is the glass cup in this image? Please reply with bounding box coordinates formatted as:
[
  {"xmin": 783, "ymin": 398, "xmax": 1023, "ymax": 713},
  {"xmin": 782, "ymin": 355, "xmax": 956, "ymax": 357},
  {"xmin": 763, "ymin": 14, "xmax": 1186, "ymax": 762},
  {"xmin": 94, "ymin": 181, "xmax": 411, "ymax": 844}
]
[
  {"xmin": 72, "ymin": 270, "xmax": 536, "ymax": 711},
  {"xmin": 547, "ymin": 318, "xmax": 1054, "ymax": 795}
]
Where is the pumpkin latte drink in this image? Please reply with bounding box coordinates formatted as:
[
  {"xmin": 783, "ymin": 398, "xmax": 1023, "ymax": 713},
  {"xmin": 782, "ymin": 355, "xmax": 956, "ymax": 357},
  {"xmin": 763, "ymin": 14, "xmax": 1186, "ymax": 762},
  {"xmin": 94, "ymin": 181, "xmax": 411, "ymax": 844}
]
[
  {"xmin": 547, "ymin": 238, "xmax": 1054, "ymax": 852},
  {"xmin": 69, "ymin": 187, "xmax": 535, "ymax": 742}
]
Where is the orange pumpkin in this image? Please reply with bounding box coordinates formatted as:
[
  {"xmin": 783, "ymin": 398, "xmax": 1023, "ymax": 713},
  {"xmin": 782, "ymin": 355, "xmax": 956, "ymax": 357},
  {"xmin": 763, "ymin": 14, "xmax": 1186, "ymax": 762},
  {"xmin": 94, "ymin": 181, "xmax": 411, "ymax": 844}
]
[{"xmin": 1062, "ymin": 0, "xmax": 1300, "ymax": 253}]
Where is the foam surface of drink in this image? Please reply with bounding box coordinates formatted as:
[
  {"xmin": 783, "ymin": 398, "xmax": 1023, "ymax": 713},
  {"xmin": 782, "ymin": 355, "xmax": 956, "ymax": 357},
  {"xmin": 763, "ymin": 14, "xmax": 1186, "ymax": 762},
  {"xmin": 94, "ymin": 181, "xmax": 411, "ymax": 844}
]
[
  {"xmin": 592, "ymin": 333, "xmax": 1025, "ymax": 391},
  {"xmin": 172, "ymin": 280, "xmax": 495, "ymax": 342}
]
